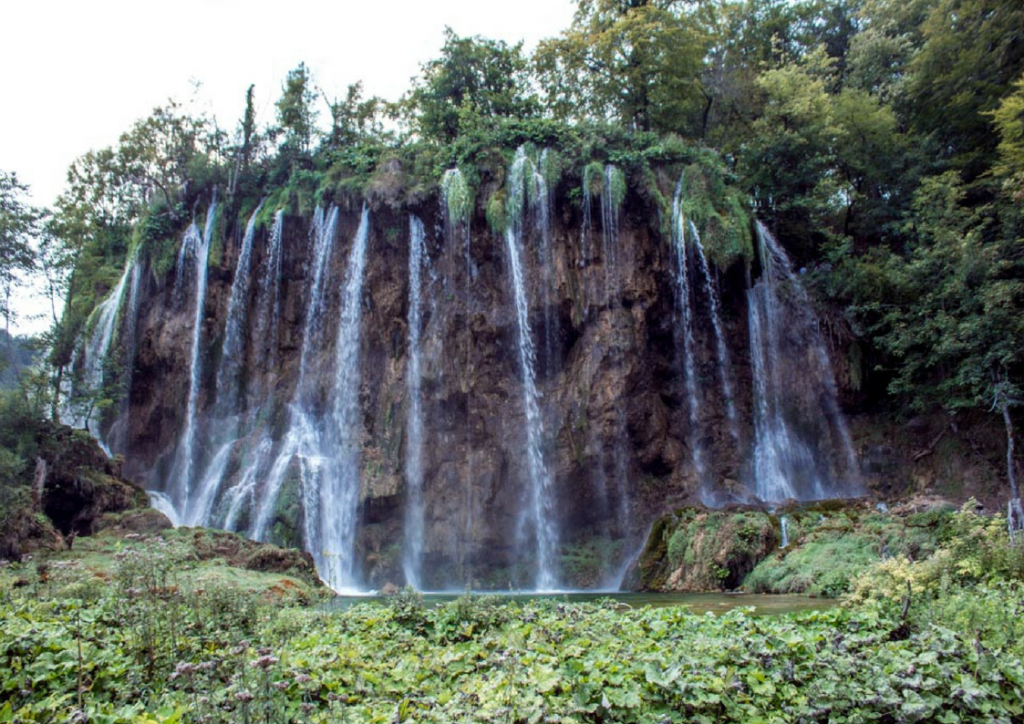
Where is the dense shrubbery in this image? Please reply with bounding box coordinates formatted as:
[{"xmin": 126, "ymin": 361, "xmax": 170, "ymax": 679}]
[{"xmin": 2, "ymin": 508, "xmax": 1023, "ymax": 722}]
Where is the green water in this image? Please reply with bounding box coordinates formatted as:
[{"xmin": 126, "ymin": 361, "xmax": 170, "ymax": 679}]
[{"xmin": 329, "ymin": 591, "xmax": 835, "ymax": 616}]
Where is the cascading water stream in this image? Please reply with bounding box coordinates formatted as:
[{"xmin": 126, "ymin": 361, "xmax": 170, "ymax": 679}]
[
  {"xmin": 216, "ymin": 201, "xmax": 263, "ymax": 415},
  {"xmin": 209, "ymin": 210, "xmax": 286, "ymax": 531},
  {"xmin": 170, "ymin": 200, "xmax": 216, "ymax": 518},
  {"xmin": 186, "ymin": 204, "xmax": 264, "ymax": 528},
  {"xmin": 403, "ymin": 215, "xmax": 426, "ymax": 589},
  {"xmin": 748, "ymin": 222, "xmax": 861, "ymax": 502},
  {"xmin": 670, "ymin": 180, "xmax": 707, "ymax": 484},
  {"xmin": 254, "ymin": 210, "xmax": 285, "ymax": 390},
  {"xmin": 441, "ymin": 168, "xmax": 475, "ymax": 581},
  {"xmin": 506, "ymin": 147, "xmax": 558, "ymax": 591},
  {"xmin": 689, "ymin": 221, "xmax": 740, "ymax": 443},
  {"xmin": 251, "ymin": 207, "xmax": 339, "ymax": 542},
  {"xmin": 105, "ymin": 252, "xmax": 143, "ymax": 455},
  {"xmin": 318, "ymin": 205, "xmax": 371, "ymax": 592},
  {"xmin": 580, "ymin": 166, "xmax": 595, "ymax": 318},
  {"xmin": 71, "ymin": 252, "xmax": 137, "ymax": 453}
]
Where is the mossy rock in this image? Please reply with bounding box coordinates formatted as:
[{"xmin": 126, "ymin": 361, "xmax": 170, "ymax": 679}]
[
  {"xmin": 633, "ymin": 507, "xmax": 777, "ymax": 592},
  {"xmin": 744, "ymin": 506, "xmax": 952, "ymax": 597}
]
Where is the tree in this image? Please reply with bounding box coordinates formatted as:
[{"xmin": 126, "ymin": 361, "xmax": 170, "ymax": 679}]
[
  {"xmin": 990, "ymin": 73, "xmax": 1024, "ymax": 202},
  {"xmin": 0, "ymin": 171, "xmax": 41, "ymax": 331},
  {"xmin": 117, "ymin": 100, "xmax": 214, "ymax": 217},
  {"xmin": 903, "ymin": 0, "xmax": 1024, "ymax": 179},
  {"xmin": 408, "ymin": 28, "xmax": 539, "ymax": 142},
  {"xmin": 859, "ymin": 172, "xmax": 1024, "ymax": 515},
  {"xmin": 535, "ymin": 0, "xmax": 707, "ymax": 133},
  {"xmin": 276, "ymin": 63, "xmax": 319, "ymax": 156},
  {"xmin": 326, "ymin": 82, "xmax": 389, "ymax": 149}
]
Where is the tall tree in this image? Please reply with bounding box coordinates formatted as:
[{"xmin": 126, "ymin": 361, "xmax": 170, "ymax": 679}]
[
  {"xmin": 535, "ymin": 0, "xmax": 707, "ymax": 133},
  {"xmin": 0, "ymin": 171, "xmax": 41, "ymax": 332},
  {"xmin": 408, "ymin": 29, "xmax": 538, "ymax": 142},
  {"xmin": 276, "ymin": 63, "xmax": 319, "ymax": 156}
]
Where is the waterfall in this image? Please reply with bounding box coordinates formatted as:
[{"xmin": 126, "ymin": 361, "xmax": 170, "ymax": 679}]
[
  {"xmin": 441, "ymin": 168, "xmax": 475, "ymax": 582},
  {"xmin": 534, "ymin": 151, "xmax": 556, "ymax": 372},
  {"xmin": 318, "ymin": 205, "xmax": 371, "ymax": 591},
  {"xmin": 403, "ymin": 215, "xmax": 426, "ymax": 589},
  {"xmin": 251, "ymin": 209, "xmax": 337, "ymax": 542},
  {"xmin": 670, "ymin": 180, "xmax": 707, "ymax": 485},
  {"xmin": 71, "ymin": 252, "xmax": 137, "ymax": 453},
  {"xmin": 105, "ymin": 252, "xmax": 143, "ymax": 455},
  {"xmin": 506, "ymin": 147, "xmax": 558, "ymax": 591},
  {"xmin": 580, "ymin": 166, "xmax": 595, "ymax": 317},
  {"xmin": 169, "ymin": 200, "xmax": 216, "ymax": 517},
  {"xmin": 748, "ymin": 222, "xmax": 861, "ymax": 502},
  {"xmin": 780, "ymin": 515, "xmax": 790, "ymax": 548},
  {"xmin": 252, "ymin": 206, "xmax": 370, "ymax": 593},
  {"xmin": 215, "ymin": 201, "xmax": 263, "ymax": 415},
  {"xmin": 254, "ymin": 210, "xmax": 284, "ymax": 389},
  {"xmin": 183, "ymin": 204, "xmax": 267, "ymax": 529},
  {"xmin": 599, "ymin": 165, "xmax": 622, "ymax": 306},
  {"xmin": 689, "ymin": 221, "xmax": 740, "ymax": 443}
]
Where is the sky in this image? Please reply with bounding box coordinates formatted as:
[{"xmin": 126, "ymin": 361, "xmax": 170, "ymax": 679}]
[{"xmin": 1, "ymin": 0, "xmax": 576, "ymax": 335}]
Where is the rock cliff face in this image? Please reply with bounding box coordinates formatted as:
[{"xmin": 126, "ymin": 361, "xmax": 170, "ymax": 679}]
[{"xmin": 96, "ymin": 162, "xmax": 861, "ymax": 591}]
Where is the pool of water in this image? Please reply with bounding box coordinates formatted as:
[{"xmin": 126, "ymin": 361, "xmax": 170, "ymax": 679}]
[{"xmin": 327, "ymin": 591, "xmax": 835, "ymax": 616}]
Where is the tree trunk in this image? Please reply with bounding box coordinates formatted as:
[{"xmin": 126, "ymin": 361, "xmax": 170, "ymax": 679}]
[{"xmin": 999, "ymin": 398, "xmax": 1023, "ymax": 539}]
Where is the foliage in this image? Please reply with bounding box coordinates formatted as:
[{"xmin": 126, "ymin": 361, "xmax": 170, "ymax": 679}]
[
  {"xmin": 276, "ymin": 63, "xmax": 319, "ymax": 157},
  {"xmin": 406, "ymin": 28, "xmax": 539, "ymax": 143},
  {"xmin": 536, "ymin": 0, "xmax": 709, "ymax": 133},
  {"xmin": 0, "ymin": 171, "xmax": 41, "ymax": 329},
  {"xmin": 3, "ymin": 557, "xmax": 1024, "ymax": 722}
]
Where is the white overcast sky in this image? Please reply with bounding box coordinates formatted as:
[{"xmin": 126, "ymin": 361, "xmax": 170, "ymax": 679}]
[{"xmin": 1, "ymin": 0, "xmax": 575, "ymax": 335}]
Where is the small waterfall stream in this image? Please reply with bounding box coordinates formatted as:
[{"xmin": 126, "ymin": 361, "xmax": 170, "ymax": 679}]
[
  {"xmin": 670, "ymin": 180, "xmax": 707, "ymax": 485},
  {"xmin": 216, "ymin": 201, "xmax": 263, "ymax": 414},
  {"xmin": 252, "ymin": 207, "xmax": 339, "ymax": 542},
  {"xmin": 689, "ymin": 221, "xmax": 740, "ymax": 444},
  {"xmin": 403, "ymin": 215, "xmax": 426, "ymax": 588},
  {"xmin": 72, "ymin": 251, "xmax": 138, "ymax": 453},
  {"xmin": 506, "ymin": 148, "xmax": 558, "ymax": 591},
  {"xmin": 749, "ymin": 222, "xmax": 861, "ymax": 502},
  {"xmin": 441, "ymin": 168, "xmax": 476, "ymax": 583},
  {"xmin": 318, "ymin": 205, "xmax": 371, "ymax": 592},
  {"xmin": 171, "ymin": 201, "xmax": 217, "ymax": 518},
  {"xmin": 186, "ymin": 205, "xmax": 265, "ymax": 528}
]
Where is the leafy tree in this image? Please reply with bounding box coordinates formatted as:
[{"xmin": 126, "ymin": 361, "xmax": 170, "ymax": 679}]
[
  {"xmin": 0, "ymin": 171, "xmax": 41, "ymax": 331},
  {"xmin": 535, "ymin": 0, "xmax": 707, "ymax": 133},
  {"xmin": 326, "ymin": 82, "xmax": 390, "ymax": 148},
  {"xmin": 903, "ymin": 0, "xmax": 1024, "ymax": 179},
  {"xmin": 276, "ymin": 63, "xmax": 319, "ymax": 156},
  {"xmin": 408, "ymin": 28, "xmax": 539, "ymax": 142},
  {"xmin": 990, "ymin": 73, "xmax": 1024, "ymax": 201},
  {"xmin": 855, "ymin": 172, "xmax": 1024, "ymax": 512},
  {"xmin": 117, "ymin": 100, "xmax": 216, "ymax": 217}
]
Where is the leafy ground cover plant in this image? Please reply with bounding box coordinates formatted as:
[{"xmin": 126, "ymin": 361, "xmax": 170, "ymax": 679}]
[{"xmin": 3, "ymin": 522, "xmax": 1024, "ymax": 724}]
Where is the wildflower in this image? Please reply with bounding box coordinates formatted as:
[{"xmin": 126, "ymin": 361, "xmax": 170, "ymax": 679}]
[
  {"xmin": 252, "ymin": 655, "xmax": 279, "ymax": 669},
  {"xmin": 234, "ymin": 690, "xmax": 255, "ymax": 703},
  {"xmin": 295, "ymin": 673, "xmax": 313, "ymax": 684},
  {"xmin": 171, "ymin": 662, "xmax": 197, "ymax": 679}
]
